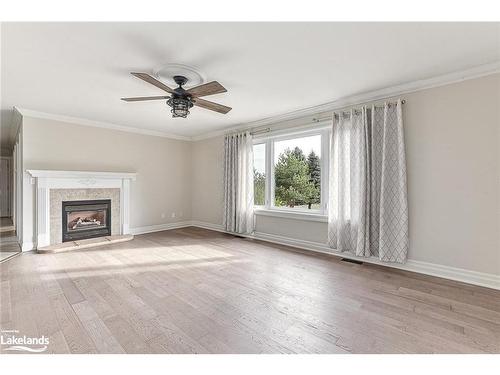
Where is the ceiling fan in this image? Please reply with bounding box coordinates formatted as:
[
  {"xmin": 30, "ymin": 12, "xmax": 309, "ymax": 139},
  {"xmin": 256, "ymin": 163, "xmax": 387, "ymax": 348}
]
[{"xmin": 121, "ymin": 73, "xmax": 231, "ymax": 118}]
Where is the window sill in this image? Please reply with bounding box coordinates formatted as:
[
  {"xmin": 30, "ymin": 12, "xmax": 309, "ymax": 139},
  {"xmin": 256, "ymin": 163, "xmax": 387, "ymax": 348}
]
[{"xmin": 253, "ymin": 208, "xmax": 328, "ymax": 223}]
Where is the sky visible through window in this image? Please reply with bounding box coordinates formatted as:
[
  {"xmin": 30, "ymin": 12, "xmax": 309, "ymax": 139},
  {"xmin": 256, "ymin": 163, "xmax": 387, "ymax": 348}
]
[
  {"xmin": 253, "ymin": 143, "xmax": 266, "ymax": 173},
  {"xmin": 273, "ymin": 135, "xmax": 321, "ymax": 165},
  {"xmin": 254, "ymin": 134, "xmax": 322, "ymax": 172}
]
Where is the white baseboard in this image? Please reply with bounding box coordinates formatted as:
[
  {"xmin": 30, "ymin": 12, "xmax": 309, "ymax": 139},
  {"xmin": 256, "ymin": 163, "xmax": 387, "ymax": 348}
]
[
  {"xmin": 129, "ymin": 221, "xmax": 192, "ymax": 235},
  {"xmin": 400, "ymin": 259, "xmax": 500, "ymax": 291},
  {"xmin": 190, "ymin": 220, "xmax": 225, "ymax": 233},
  {"xmin": 21, "ymin": 242, "xmax": 34, "ymax": 252},
  {"xmin": 189, "ymin": 221, "xmax": 499, "ymax": 290}
]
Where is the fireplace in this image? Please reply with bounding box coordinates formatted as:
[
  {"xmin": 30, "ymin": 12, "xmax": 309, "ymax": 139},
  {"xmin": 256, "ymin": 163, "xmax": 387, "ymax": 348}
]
[{"xmin": 62, "ymin": 199, "xmax": 111, "ymax": 242}]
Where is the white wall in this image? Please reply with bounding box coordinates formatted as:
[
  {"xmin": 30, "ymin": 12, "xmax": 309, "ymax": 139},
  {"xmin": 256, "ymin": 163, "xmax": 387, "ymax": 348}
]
[
  {"xmin": 191, "ymin": 74, "xmax": 500, "ymax": 276},
  {"xmin": 21, "ymin": 116, "xmax": 192, "ymax": 248}
]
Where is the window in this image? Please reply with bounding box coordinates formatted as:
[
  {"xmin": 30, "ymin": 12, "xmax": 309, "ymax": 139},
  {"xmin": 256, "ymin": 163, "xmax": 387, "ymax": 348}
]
[
  {"xmin": 252, "ymin": 127, "xmax": 330, "ymax": 215},
  {"xmin": 274, "ymin": 135, "xmax": 321, "ymax": 210}
]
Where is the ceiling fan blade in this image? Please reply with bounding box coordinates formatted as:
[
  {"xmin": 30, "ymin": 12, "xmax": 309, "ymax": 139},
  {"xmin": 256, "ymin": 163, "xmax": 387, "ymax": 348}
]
[
  {"xmin": 193, "ymin": 98, "xmax": 232, "ymax": 114},
  {"xmin": 121, "ymin": 95, "xmax": 170, "ymax": 102},
  {"xmin": 187, "ymin": 81, "xmax": 227, "ymax": 97},
  {"xmin": 130, "ymin": 72, "xmax": 174, "ymax": 93}
]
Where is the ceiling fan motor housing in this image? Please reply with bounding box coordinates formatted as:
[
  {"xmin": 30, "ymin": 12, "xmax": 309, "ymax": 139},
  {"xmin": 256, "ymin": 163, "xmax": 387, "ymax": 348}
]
[{"xmin": 173, "ymin": 75, "xmax": 189, "ymax": 87}]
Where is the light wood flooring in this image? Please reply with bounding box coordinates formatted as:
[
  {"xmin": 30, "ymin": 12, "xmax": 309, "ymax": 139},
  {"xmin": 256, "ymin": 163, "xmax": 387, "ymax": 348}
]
[{"xmin": 1, "ymin": 227, "xmax": 499, "ymax": 354}]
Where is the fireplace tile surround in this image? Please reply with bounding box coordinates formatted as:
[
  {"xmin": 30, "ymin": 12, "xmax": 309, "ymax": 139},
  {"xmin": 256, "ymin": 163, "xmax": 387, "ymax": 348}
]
[{"xmin": 27, "ymin": 170, "xmax": 136, "ymax": 249}]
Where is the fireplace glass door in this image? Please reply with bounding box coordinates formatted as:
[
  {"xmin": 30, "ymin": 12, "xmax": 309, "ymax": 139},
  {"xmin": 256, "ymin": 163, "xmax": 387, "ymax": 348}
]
[{"xmin": 62, "ymin": 199, "xmax": 111, "ymax": 242}]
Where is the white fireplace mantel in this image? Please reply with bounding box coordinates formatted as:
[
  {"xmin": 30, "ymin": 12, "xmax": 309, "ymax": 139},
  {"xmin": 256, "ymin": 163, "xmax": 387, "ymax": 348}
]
[
  {"xmin": 27, "ymin": 170, "xmax": 137, "ymax": 248},
  {"xmin": 27, "ymin": 170, "xmax": 137, "ymax": 180}
]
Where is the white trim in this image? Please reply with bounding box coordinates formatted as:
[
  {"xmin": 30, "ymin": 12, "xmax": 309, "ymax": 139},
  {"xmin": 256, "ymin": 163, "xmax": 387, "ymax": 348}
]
[
  {"xmin": 399, "ymin": 260, "xmax": 500, "ymax": 291},
  {"xmin": 121, "ymin": 179, "xmax": 131, "ymax": 235},
  {"xmin": 129, "ymin": 221, "xmax": 193, "ymax": 235},
  {"xmin": 21, "ymin": 242, "xmax": 34, "ymax": 252},
  {"xmin": 254, "ymin": 208, "xmax": 327, "ymax": 223},
  {"xmin": 192, "ymin": 62, "xmax": 500, "ymax": 141},
  {"xmin": 267, "ymin": 139, "xmax": 274, "ymax": 207},
  {"xmin": 190, "ymin": 220, "xmax": 225, "ymax": 233},
  {"xmin": 130, "ymin": 220, "xmax": 225, "ymax": 235},
  {"xmin": 15, "ymin": 107, "xmax": 191, "ymax": 141},
  {"xmin": 27, "ymin": 169, "xmax": 137, "ymax": 180}
]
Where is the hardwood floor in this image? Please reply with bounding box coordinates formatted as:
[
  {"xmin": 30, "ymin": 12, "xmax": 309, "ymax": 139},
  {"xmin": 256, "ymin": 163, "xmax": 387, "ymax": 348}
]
[{"xmin": 1, "ymin": 226, "xmax": 499, "ymax": 354}]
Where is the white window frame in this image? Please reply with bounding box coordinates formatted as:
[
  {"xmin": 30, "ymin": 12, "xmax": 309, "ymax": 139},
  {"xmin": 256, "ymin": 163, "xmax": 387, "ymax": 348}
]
[
  {"xmin": 252, "ymin": 122, "xmax": 331, "ymax": 220},
  {"xmin": 252, "ymin": 141, "xmax": 267, "ymax": 209}
]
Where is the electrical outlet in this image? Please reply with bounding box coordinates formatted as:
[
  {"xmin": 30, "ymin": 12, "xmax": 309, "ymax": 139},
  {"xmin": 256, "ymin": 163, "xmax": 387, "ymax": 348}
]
[
  {"xmin": 171, "ymin": 212, "xmax": 176, "ymax": 218},
  {"xmin": 161, "ymin": 213, "xmax": 166, "ymax": 219}
]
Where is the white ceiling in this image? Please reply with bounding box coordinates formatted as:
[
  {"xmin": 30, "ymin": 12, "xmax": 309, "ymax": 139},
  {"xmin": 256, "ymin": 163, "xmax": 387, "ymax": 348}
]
[{"xmin": 1, "ymin": 22, "xmax": 499, "ymax": 146}]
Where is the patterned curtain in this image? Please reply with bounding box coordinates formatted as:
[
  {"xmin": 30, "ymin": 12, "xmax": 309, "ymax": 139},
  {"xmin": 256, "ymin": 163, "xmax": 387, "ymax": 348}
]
[
  {"xmin": 223, "ymin": 132, "xmax": 254, "ymax": 234},
  {"xmin": 328, "ymin": 100, "xmax": 409, "ymax": 263}
]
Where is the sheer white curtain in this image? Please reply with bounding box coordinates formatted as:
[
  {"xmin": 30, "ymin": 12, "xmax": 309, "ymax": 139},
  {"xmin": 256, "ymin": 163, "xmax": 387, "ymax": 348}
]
[
  {"xmin": 223, "ymin": 131, "xmax": 254, "ymax": 234},
  {"xmin": 328, "ymin": 100, "xmax": 409, "ymax": 263}
]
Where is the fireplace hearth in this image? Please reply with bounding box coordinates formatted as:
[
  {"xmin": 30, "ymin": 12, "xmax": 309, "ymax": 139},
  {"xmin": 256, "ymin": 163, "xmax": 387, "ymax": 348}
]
[{"xmin": 62, "ymin": 199, "xmax": 111, "ymax": 242}]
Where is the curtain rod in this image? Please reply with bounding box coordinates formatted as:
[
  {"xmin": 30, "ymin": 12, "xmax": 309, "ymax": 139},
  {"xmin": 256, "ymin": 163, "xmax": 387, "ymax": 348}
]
[
  {"xmin": 249, "ymin": 100, "xmax": 406, "ymax": 136},
  {"xmin": 250, "ymin": 127, "xmax": 271, "ymax": 136},
  {"xmin": 314, "ymin": 99, "xmax": 406, "ymax": 122}
]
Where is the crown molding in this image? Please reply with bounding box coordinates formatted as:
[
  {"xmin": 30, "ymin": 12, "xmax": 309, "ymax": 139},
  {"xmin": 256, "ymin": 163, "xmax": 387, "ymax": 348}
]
[
  {"xmin": 192, "ymin": 61, "xmax": 500, "ymax": 141},
  {"xmin": 14, "ymin": 107, "xmax": 191, "ymax": 141}
]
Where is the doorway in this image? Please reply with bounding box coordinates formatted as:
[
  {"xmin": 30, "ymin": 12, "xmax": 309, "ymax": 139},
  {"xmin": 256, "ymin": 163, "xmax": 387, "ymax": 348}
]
[
  {"xmin": 0, "ymin": 156, "xmax": 20, "ymax": 262},
  {"xmin": 0, "ymin": 157, "xmax": 12, "ymax": 217}
]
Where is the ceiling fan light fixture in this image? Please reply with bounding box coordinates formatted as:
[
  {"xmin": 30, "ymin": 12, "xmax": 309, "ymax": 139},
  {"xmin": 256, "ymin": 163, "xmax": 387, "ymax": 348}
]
[{"xmin": 167, "ymin": 97, "xmax": 193, "ymax": 118}]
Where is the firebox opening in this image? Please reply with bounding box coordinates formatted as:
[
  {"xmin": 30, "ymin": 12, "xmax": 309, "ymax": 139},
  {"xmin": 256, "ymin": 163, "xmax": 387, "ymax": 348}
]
[{"xmin": 62, "ymin": 199, "xmax": 111, "ymax": 242}]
